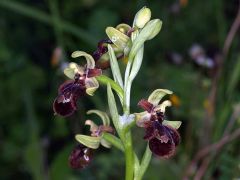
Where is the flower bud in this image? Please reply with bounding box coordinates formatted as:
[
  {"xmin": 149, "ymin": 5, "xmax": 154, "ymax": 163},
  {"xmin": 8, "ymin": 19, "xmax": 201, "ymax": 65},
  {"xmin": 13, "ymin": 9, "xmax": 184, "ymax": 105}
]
[{"xmin": 134, "ymin": 7, "xmax": 151, "ymax": 29}]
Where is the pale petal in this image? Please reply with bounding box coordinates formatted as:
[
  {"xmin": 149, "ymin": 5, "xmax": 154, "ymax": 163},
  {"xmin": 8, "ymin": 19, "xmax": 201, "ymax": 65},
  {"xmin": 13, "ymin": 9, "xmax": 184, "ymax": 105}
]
[
  {"xmin": 85, "ymin": 120, "xmax": 99, "ymax": 133},
  {"xmin": 154, "ymin": 100, "xmax": 172, "ymax": 113}
]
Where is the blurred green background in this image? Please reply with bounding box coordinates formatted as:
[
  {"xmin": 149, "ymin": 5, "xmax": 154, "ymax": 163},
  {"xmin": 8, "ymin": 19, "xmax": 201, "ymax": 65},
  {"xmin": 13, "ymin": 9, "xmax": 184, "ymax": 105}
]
[{"xmin": 0, "ymin": 0, "xmax": 240, "ymax": 179}]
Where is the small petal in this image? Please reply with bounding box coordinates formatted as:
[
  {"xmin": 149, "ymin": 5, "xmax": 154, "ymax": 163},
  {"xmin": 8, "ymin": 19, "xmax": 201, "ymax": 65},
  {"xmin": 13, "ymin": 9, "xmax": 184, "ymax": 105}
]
[
  {"xmin": 69, "ymin": 144, "xmax": 93, "ymax": 169},
  {"xmin": 64, "ymin": 62, "xmax": 84, "ymax": 79},
  {"xmin": 154, "ymin": 100, "xmax": 172, "ymax": 113},
  {"xmin": 138, "ymin": 99, "xmax": 153, "ymax": 112},
  {"xmin": 87, "ymin": 68, "xmax": 102, "ymax": 78},
  {"xmin": 85, "ymin": 120, "xmax": 99, "ymax": 134}
]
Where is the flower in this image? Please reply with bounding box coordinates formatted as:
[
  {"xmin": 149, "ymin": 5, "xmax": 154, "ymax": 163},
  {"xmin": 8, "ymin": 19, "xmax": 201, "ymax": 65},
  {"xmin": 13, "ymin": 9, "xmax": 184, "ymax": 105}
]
[
  {"xmin": 69, "ymin": 144, "xmax": 93, "ymax": 169},
  {"xmin": 75, "ymin": 110, "xmax": 114, "ymax": 149},
  {"xmin": 136, "ymin": 89, "xmax": 181, "ymax": 158},
  {"xmin": 53, "ymin": 51, "xmax": 102, "ymax": 117}
]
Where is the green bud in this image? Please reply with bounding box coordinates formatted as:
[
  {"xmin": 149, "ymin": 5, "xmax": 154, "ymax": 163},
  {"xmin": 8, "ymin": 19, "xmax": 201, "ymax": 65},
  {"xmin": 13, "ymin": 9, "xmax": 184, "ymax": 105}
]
[
  {"xmin": 134, "ymin": 7, "xmax": 151, "ymax": 29},
  {"xmin": 144, "ymin": 19, "xmax": 162, "ymax": 40}
]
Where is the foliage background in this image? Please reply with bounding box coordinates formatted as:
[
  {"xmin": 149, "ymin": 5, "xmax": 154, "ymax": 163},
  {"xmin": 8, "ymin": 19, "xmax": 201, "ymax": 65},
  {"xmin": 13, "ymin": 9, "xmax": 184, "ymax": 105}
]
[{"xmin": 0, "ymin": 0, "xmax": 239, "ymax": 179}]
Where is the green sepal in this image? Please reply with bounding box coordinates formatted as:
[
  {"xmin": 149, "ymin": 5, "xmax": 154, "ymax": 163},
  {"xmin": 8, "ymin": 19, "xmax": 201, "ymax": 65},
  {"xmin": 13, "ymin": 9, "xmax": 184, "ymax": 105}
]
[
  {"xmin": 107, "ymin": 83, "xmax": 123, "ymax": 139},
  {"xmin": 75, "ymin": 135, "xmax": 101, "ymax": 149},
  {"xmin": 87, "ymin": 109, "xmax": 110, "ymax": 126},
  {"xmin": 106, "ymin": 27, "xmax": 130, "ymax": 51},
  {"xmin": 71, "ymin": 51, "xmax": 95, "ymax": 69},
  {"xmin": 108, "ymin": 44, "xmax": 124, "ymax": 88},
  {"xmin": 148, "ymin": 89, "xmax": 173, "ymax": 106}
]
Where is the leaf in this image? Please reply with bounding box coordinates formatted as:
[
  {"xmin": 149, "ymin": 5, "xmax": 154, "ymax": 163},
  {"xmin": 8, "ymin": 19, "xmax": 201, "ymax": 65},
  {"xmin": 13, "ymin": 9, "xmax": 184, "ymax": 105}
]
[
  {"xmin": 148, "ymin": 89, "xmax": 173, "ymax": 106},
  {"xmin": 129, "ymin": 45, "xmax": 144, "ymax": 81},
  {"xmin": 107, "ymin": 83, "xmax": 122, "ymax": 138},
  {"xmin": 108, "ymin": 44, "xmax": 124, "ymax": 88},
  {"xmin": 75, "ymin": 135, "xmax": 101, "ymax": 149},
  {"xmin": 87, "ymin": 109, "xmax": 110, "ymax": 126},
  {"xmin": 162, "ymin": 120, "xmax": 182, "ymax": 129}
]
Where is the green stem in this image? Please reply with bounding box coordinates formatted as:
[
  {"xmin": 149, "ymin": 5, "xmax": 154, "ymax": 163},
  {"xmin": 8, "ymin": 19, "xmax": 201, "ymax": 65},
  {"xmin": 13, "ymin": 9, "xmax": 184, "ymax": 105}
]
[
  {"xmin": 102, "ymin": 133, "xmax": 140, "ymax": 174},
  {"xmin": 135, "ymin": 145, "xmax": 152, "ymax": 180},
  {"xmin": 0, "ymin": 0, "xmax": 96, "ymax": 46},
  {"xmin": 124, "ymin": 132, "xmax": 134, "ymax": 180}
]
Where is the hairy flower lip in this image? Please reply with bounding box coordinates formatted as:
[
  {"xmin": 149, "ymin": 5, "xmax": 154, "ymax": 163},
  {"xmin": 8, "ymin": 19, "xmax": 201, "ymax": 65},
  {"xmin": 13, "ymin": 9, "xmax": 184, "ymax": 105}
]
[
  {"xmin": 69, "ymin": 144, "xmax": 93, "ymax": 169},
  {"xmin": 53, "ymin": 79, "xmax": 86, "ymax": 117},
  {"xmin": 147, "ymin": 122, "xmax": 180, "ymax": 158}
]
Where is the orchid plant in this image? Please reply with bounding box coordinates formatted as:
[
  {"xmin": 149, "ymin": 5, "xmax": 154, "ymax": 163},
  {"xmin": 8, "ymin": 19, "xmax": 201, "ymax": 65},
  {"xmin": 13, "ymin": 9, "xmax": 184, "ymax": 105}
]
[{"xmin": 53, "ymin": 7, "xmax": 181, "ymax": 180}]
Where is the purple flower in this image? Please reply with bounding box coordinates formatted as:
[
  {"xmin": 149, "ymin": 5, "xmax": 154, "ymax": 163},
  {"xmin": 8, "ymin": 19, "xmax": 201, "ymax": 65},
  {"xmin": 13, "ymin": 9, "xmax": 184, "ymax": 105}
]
[
  {"xmin": 53, "ymin": 52, "xmax": 102, "ymax": 117},
  {"xmin": 136, "ymin": 90, "xmax": 181, "ymax": 158}
]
